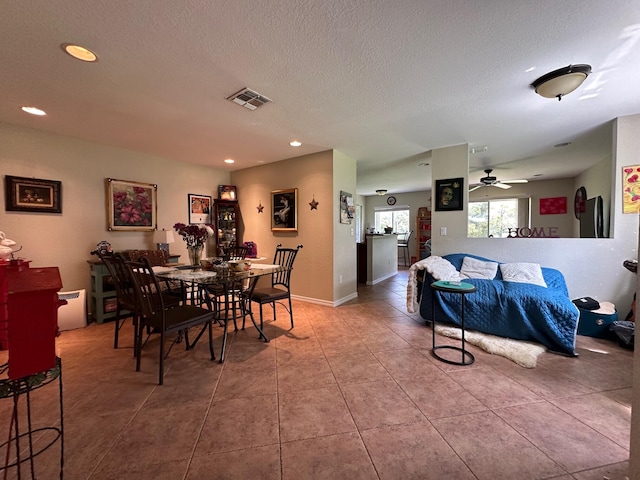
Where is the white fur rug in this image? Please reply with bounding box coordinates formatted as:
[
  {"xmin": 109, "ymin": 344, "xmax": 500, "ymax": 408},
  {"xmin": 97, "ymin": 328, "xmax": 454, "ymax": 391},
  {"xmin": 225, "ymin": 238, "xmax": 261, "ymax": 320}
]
[{"xmin": 434, "ymin": 325, "xmax": 546, "ymax": 368}]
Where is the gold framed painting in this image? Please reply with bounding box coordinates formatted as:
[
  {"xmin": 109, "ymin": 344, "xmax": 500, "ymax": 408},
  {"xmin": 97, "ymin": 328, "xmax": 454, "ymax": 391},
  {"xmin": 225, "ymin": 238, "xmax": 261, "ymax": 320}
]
[
  {"xmin": 106, "ymin": 178, "xmax": 157, "ymax": 231},
  {"xmin": 272, "ymin": 188, "xmax": 297, "ymax": 231},
  {"xmin": 4, "ymin": 175, "xmax": 62, "ymax": 213}
]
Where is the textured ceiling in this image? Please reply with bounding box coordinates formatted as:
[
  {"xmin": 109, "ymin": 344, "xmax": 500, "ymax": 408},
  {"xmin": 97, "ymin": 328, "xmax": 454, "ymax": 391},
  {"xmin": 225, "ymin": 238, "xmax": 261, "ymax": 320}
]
[{"xmin": 1, "ymin": 1, "xmax": 639, "ymax": 195}]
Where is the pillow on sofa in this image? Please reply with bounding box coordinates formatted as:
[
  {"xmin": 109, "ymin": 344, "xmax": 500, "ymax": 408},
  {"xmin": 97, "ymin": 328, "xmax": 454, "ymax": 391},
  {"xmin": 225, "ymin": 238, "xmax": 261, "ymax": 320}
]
[
  {"xmin": 460, "ymin": 256, "xmax": 499, "ymax": 280},
  {"xmin": 500, "ymin": 262, "xmax": 547, "ymax": 288}
]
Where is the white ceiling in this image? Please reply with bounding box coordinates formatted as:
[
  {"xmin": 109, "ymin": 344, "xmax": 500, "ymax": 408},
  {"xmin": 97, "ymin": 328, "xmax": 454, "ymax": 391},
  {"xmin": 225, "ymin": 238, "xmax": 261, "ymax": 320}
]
[{"xmin": 1, "ymin": 1, "xmax": 639, "ymax": 195}]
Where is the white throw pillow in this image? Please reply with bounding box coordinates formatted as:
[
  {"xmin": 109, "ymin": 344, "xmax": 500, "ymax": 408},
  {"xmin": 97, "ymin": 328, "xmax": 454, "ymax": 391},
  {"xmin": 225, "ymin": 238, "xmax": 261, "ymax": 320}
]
[
  {"xmin": 460, "ymin": 256, "xmax": 499, "ymax": 280},
  {"xmin": 500, "ymin": 262, "xmax": 547, "ymax": 288}
]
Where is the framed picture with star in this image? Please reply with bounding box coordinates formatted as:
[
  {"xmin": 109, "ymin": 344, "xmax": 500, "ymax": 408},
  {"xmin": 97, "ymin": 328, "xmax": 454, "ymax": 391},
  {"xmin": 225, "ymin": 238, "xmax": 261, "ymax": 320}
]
[
  {"xmin": 272, "ymin": 188, "xmax": 297, "ymax": 231},
  {"xmin": 340, "ymin": 190, "xmax": 354, "ymax": 224}
]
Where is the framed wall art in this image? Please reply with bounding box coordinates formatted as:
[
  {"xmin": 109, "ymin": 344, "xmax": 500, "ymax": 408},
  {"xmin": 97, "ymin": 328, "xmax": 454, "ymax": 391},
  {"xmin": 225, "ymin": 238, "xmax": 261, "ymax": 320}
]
[
  {"xmin": 106, "ymin": 178, "xmax": 157, "ymax": 231},
  {"xmin": 188, "ymin": 193, "xmax": 212, "ymax": 223},
  {"xmin": 272, "ymin": 188, "xmax": 297, "ymax": 231},
  {"xmin": 340, "ymin": 191, "xmax": 354, "ymax": 224},
  {"xmin": 622, "ymin": 165, "xmax": 640, "ymax": 214},
  {"xmin": 4, "ymin": 175, "xmax": 62, "ymax": 213},
  {"xmin": 218, "ymin": 185, "xmax": 237, "ymax": 201},
  {"xmin": 435, "ymin": 178, "xmax": 463, "ymax": 211}
]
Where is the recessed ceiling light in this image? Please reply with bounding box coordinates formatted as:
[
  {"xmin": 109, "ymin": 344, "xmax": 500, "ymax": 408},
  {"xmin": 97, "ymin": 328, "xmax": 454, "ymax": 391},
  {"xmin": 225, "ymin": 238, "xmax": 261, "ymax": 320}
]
[
  {"xmin": 224, "ymin": 158, "xmax": 235, "ymax": 164},
  {"xmin": 290, "ymin": 140, "xmax": 302, "ymax": 147},
  {"xmin": 21, "ymin": 106, "xmax": 47, "ymax": 116},
  {"xmin": 61, "ymin": 43, "xmax": 98, "ymax": 62}
]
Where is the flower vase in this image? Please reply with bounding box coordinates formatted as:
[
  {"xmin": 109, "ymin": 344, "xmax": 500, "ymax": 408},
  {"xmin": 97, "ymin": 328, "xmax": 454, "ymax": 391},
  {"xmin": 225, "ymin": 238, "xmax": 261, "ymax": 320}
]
[{"xmin": 187, "ymin": 245, "xmax": 203, "ymax": 266}]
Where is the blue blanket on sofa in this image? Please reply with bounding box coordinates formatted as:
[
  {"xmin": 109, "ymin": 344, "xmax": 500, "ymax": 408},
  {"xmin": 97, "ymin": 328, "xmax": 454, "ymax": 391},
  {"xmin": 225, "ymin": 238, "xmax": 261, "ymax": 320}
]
[{"xmin": 419, "ymin": 253, "xmax": 579, "ymax": 355}]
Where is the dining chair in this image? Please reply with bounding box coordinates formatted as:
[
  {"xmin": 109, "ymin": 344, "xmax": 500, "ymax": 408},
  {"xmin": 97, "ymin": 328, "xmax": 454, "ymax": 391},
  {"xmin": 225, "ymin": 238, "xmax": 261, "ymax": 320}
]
[
  {"xmin": 243, "ymin": 244, "xmax": 303, "ymax": 331},
  {"xmin": 397, "ymin": 231, "xmax": 413, "ymax": 266},
  {"xmin": 125, "ymin": 257, "xmax": 216, "ymax": 385},
  {"xmin": 92, "ymin": 250, "xmax": 139, "ymax": 351}
]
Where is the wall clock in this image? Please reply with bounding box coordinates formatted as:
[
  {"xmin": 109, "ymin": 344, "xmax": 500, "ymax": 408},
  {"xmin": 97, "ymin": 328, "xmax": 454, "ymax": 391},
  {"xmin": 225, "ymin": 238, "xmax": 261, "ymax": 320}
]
[
  {"xmin": 386, "ymin": 195, "xmax": 396, "ymax": 206},
  {"xmin": 574, "ymin": 186, "xmax": 587, "ymax": 219}
]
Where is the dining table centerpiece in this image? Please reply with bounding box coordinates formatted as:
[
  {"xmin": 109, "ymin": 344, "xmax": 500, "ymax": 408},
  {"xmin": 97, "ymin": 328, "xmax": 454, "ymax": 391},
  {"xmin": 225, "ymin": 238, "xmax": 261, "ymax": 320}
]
[{"xmin": 173, "ymin": 222, "xmax": 215, "ymax": 265}]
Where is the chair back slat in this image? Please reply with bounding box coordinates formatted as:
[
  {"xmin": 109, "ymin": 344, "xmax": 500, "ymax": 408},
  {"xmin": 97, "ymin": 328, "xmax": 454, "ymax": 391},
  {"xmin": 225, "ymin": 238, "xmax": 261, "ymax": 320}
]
[
  {"xmin": 227, "ymin": 245, "xmax": 249, "ymax": 261},
  {"xmin": 93, "ymin": 251, "xmax": 134, "ymax": 301},
  {"xmin": 271, "ymin": 244, "xmax": 303, "ymax": 288},
  {"xmin": 124, "ymin": 257, "xmax": 165, "ymax": 326}
]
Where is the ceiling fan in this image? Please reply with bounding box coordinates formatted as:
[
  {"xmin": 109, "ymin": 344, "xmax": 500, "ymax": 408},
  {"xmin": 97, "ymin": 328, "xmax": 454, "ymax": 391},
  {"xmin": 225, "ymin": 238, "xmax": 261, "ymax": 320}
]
[{"xmin": 469, "ymin": 169, "xmax": 528, "ymax": 192}]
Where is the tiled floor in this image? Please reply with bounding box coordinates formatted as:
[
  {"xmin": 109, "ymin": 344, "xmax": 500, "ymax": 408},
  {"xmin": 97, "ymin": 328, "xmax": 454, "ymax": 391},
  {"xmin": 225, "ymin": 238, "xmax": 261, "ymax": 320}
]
[{"xmin": 1, "ymin": 270, "xmax": 633, "ymax": 479}]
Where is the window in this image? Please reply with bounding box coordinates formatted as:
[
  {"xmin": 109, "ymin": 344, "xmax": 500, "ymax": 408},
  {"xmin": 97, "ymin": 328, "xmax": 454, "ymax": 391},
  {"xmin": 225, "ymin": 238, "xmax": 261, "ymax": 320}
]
[
  {"xmin": 374, "ymin": 208, "xmax": 410, "ymax": 233},
  {"xmin": 468, "ymin": 198, "xmax": 527, "ymax": 238}
]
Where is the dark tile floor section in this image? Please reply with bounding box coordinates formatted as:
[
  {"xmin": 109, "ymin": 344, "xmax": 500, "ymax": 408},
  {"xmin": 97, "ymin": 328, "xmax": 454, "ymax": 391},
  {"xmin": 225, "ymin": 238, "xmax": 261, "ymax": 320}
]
[{"xmin": 1, "ymin": 270, "xmax": 633, "ymax": 479}]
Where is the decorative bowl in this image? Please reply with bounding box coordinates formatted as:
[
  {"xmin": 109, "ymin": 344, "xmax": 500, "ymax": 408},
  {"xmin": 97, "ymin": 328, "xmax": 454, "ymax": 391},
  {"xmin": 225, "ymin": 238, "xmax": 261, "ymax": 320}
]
[
  {"xmin": 200, "ymin": 257, "xmax": 222, "ymax": 270},
  {"xmin": 228, "ymin": 259, "xmax": 252, "ymax": 272}
]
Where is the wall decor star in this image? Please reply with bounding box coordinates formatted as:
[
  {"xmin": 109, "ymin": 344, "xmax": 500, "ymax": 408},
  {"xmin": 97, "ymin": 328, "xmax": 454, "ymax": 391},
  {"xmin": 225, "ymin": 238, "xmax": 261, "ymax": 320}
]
[
  {"xmin": 309, "ymin": 197, "xmax": 319, "ymax": 210},
  {"xmin": 257, "ymin": 202, "xmax": 264, "ymax": 213}
]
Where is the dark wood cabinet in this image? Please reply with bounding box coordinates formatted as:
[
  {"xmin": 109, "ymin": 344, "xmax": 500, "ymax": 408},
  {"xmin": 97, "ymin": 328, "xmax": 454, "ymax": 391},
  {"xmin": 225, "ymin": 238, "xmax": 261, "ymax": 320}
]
[{"xmin": 214, "ymin": 199, "xmax": 241, "ymax": 256}]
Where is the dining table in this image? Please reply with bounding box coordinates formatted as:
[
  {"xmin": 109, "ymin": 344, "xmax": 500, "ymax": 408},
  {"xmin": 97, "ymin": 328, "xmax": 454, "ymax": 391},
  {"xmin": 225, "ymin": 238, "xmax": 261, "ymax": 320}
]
[{"xmin": 153, "ymin": 263, "xmax": 285, "ymax": 362}]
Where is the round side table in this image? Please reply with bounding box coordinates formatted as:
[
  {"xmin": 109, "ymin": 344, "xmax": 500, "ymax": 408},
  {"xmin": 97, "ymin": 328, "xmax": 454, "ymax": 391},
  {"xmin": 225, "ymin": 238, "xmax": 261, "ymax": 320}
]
[{"xmin": 431, "ymin": 280, "xmax": 477, "ymax": 366}]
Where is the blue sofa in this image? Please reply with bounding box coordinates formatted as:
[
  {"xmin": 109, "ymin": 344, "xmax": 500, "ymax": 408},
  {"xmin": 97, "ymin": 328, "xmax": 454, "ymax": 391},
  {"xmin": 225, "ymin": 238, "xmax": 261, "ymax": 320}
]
[{"xmin": 419, "ymin": 253, "xmax": 579, "ymax": 355}]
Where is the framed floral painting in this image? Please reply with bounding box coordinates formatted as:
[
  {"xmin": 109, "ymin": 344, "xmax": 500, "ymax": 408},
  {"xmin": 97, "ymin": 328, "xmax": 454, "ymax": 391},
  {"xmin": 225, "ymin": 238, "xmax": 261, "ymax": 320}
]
[{"xmin": 106, "ymin": 178, "xmax": 157, "ymax": 231}]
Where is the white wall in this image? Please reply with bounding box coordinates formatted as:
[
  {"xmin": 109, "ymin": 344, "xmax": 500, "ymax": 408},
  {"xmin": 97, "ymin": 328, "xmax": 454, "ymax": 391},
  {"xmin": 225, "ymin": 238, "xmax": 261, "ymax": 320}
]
[
  {"xmin": 231, "ymin": 149, "xmax": 353, "ymax": 305},
  {"xmin": 0, "ymin": 123, "xmax": 228, "ymax": 295},
  {"xmin": 431, "ymin": 117, "xmax": 637, "ymax": 314},
  {"xmin": 363, "ymin": 190, "xmax": 431, "ymax": 262},
  {"xmin": 333, "ymin": 150, "xmax": 358, "ymax": 305}
]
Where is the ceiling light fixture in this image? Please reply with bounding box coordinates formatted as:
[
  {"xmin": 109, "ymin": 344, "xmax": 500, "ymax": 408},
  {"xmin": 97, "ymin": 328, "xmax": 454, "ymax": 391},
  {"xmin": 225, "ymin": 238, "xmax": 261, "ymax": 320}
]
[
  {"xmin": 61, "ymin": 43, "xmax": 98, "ymax": 62},
  {"xmin": 531, "ymin": 64, "xmax": 591, "ymax": 101},
  {"xmin": 21, "ymin": 106, "xmax": 47, "ymax": 116},
  {"xmin": 376, "ymin": 189, "xmax": 387, "ymax": 196},
  {"xmin": 289, "ymin": 140, "xmax": 302, "ymax": 147},
  {"xmin": 469, "ymin": 146, "xmax": 488, "ymax": 154},
  {"xmin": 224, "ymin": 159, "xmax": 235, "ymax": 164}
]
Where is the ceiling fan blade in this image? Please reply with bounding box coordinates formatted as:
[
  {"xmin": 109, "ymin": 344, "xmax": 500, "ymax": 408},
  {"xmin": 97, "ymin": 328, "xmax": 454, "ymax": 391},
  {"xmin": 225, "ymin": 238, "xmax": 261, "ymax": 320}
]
[
  {"xmin": 494, "ymin": 183, "xmax": 512, "ymax": 189},
  {"xmin": 501, "ymin": 179, "xmax": 528, "ymax": 184},
  {"xmin": 469, "ymin": 185, "xmax": 483, "ymax": 192}
]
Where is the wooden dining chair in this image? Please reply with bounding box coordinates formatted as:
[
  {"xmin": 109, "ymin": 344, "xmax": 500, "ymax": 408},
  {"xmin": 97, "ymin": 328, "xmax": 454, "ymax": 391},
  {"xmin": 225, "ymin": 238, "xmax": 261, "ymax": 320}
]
[
  {"xmin": 243, "ymin": 244, "xmax": 303, "ymax": 331},
  {"xmin": 125, "ymin": 257, "xmax": 216, "ymax": 385}
]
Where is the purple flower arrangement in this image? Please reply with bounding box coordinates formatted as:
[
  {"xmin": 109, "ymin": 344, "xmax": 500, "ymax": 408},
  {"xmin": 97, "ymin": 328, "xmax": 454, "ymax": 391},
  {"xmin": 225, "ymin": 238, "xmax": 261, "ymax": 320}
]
[{"xmin": 173, "ymin": 223, "xmax": 215, "ymax": 247}]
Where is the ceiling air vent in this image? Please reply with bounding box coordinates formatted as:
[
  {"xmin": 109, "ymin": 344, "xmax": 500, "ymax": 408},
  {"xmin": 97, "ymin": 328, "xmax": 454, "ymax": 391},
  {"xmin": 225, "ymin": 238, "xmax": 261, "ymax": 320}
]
[{"xmin": 226, "ymin": 88, "xmax": 272, "ymax": 111}]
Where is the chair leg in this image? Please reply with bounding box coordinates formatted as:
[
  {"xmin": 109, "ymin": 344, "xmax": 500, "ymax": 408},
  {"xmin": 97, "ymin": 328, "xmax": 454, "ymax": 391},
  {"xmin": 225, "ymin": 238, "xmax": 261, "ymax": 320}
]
[
  {"xmin": 259, "ymin": 303, "xmax": 264, "ymax": 331},
  {"xmin": 135, "ymin": 318, "xmax": 144, "ymax": 372},
  {"xmin": 288, "ymin": 296, "xmax": 294, "ymax": 329},
  {"xmin": 207, "ymin": 321, "xmax": 215, "ymax": 361},
  {"xmin": 158, "ymin": 330, "xmax": 165, "ymax": 385},
  {"xmin": 114, "ymin": 308, "xmax": 121, "ymax": 349}
]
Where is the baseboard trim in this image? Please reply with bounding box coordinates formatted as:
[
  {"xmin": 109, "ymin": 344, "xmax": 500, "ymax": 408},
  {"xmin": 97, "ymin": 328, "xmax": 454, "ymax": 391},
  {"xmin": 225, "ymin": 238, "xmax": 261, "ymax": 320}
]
[
  {"xmin": 291, "ymin": 292, "xmax": 359, "ymax": 308},
  {"xmin": 366, "ymin": 271, "xmax": 397, "ymax": 285}
]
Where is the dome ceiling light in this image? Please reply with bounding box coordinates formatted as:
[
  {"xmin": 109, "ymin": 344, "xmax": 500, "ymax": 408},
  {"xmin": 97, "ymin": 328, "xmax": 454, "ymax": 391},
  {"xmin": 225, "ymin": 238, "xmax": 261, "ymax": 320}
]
[
  {"xmin": 376, "ymin": 189, "xmax": 387, "ymax": 196},
  {"xmin": 531, "ymin": 64, "xmax": 591, "ymax": 101},
  {"xmin": 61, "ymin": 43, "xmax": 98, "ymax": 62}
]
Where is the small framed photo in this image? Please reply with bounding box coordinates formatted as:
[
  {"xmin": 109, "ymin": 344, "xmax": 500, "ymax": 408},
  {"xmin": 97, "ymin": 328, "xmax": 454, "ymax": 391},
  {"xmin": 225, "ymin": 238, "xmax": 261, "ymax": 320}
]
[
  {"xmin": 4, "ymin": 175, "xmax": 62, "ymax": 213},
  {"xmin": 188, "ymin": 194, "xmax": 212, "ymax": 223},
  {"xmin": 218, "ymin": 185, "xmax": 237, "ymax": 201},
  {"xmin": 272, "ymin": 188, "xmax": 297, "ymax": 231},
  {"xmin": 106, "ymin": 178, "xmax": 157, "ymax": 231},
  {"xmin": 435, "ymin": 178, "xmax": 464, "ymax": 211}
]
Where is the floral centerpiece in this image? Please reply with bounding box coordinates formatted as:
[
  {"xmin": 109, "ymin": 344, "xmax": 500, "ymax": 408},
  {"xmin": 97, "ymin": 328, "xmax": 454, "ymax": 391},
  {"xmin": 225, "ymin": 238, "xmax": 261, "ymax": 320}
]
[{"xmin": 174, "ymin": 223, "xmax": 215, "ymax": 265}]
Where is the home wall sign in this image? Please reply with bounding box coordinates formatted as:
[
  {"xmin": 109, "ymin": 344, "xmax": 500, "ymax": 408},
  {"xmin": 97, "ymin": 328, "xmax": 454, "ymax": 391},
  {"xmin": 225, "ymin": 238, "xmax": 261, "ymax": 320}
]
[{"xmin": 506, "ymin": 227, "xmax": 560, "ymax": 238}]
